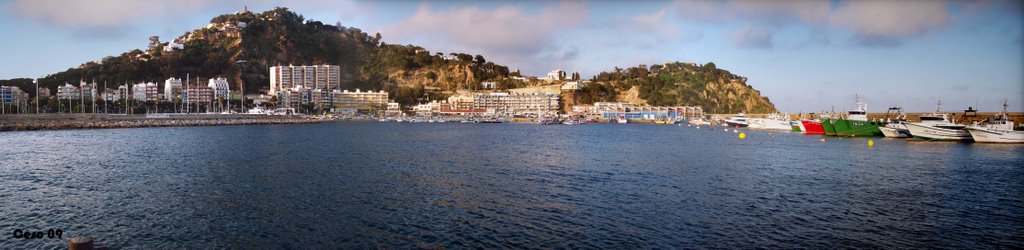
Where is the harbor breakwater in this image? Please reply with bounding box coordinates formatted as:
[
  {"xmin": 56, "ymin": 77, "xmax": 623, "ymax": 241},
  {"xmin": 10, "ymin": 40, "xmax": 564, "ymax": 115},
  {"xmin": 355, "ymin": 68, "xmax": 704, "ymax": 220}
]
[
  {"xmin": 0, "ymin": 114, "xmax": 322, "ymax": 132},
  {"xmin": 709, "ymin": 112, "xmax": 1024, "ymax": 125}
]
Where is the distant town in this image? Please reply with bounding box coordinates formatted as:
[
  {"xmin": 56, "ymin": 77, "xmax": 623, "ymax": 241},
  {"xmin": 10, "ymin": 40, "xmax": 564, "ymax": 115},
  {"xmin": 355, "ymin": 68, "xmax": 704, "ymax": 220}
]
[{"xmin": 1, "ymin": 64, "xmax": 703, "ymax": 124}]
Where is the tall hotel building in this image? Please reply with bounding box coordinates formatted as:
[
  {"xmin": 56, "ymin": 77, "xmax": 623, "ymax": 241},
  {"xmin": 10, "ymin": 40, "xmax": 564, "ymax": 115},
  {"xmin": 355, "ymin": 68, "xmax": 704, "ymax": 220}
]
[{"xmin": 269, "ymin": 65, "xmax": 340, "ymax": 95}]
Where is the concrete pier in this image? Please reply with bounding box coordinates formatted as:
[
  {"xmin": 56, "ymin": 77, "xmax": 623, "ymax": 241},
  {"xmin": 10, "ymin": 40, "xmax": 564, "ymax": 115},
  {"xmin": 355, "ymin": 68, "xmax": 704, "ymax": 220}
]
[{"xmin": 0, "ymin": 113, "xmax": 323, "ymax": 132}]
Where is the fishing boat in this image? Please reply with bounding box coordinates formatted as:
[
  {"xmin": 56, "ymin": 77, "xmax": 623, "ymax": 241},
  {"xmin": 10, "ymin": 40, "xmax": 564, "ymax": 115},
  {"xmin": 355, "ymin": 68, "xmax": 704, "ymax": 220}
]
[
  {"xmin": 904, "ymin": 100, "xmax": 972, "ymax": 141},
  {"xmin": 879, "ymin": 106, "xmax": 911, "ymax": 138},
  {"xmin": 965, "ymin": 100, "xmax": 1023, "ymax": 143},
  {"xmin": 723, "ymin": 113, "xmax": 749, "ymax": 127},
  {"xmin": 748, "ymin": 113, "xmax": 792, "ymax": 130},
  {"xmin": 801, "ymin": 119, "xmax": 825, "ymax": 134},
  {"xmin": 832, "ymin": 96, "xmax": 886, "ymax": 137}
]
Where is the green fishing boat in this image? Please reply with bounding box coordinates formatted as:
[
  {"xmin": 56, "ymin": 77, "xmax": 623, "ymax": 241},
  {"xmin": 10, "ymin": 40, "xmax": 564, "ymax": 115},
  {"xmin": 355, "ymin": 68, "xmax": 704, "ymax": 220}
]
[
  {"xmin": 831, "ymin": 97, "xmax": 886, "ymax": 137},
  {"xmin": 822, "ymin": 117, "xmax": 838, "ymax": 135}
]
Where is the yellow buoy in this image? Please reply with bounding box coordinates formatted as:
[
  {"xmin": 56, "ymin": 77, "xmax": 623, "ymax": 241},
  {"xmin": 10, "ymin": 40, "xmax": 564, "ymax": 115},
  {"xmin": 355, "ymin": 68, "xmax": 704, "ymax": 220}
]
[
  {"xmin": 868, "ymin": 139, "xmax": 874, "ymax": 147},
  {"xmin": 739, "ymin": 132, "xmax": 746, "ymax": 139},
  {"xmin": 820, "ymin": 138, "xmax": 826, "ymax": 142}
]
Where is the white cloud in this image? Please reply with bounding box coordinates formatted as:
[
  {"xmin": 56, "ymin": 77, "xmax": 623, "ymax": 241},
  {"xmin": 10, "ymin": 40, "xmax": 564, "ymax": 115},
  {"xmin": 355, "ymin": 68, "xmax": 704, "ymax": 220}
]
[
  {"xmin": 11, "ymin": 0, "xmax": 213, "ymax": 28},
  {"xmin": 381, "ymin": 2, "xmax": 588, "ymax": 75},
  {"xmin": 630, "ymin": 9, "xmax": 680, "ymax": 40},
  {"xmin": 731, "ymin": 25, "xmax": 774, "ymax": 49},
  {"xmin": 830, "ymin": 1, "xmax": 948, "ymax": 38},
  {"xmin": 673, "ymin": 0, "xmax": 954, "ymax": 47}
]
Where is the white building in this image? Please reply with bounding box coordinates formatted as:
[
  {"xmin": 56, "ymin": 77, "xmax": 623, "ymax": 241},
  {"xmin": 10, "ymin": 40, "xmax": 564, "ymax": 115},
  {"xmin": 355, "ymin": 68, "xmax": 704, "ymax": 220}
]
[
  {"xmin": 57, "ymin": 83, "xmax": 80, "ymax": 100},
  {"xmin": 208, "ymin": 77, "xmax": 230, "ymax": 100},
  {"xmin": 481, "ymin": 81, "xmax": 497, "ymax": 89},
  {"xmin": 132, "ymin": 82, "xmax": 158, "ymax": 102},
  {"xmin": 78, "ymin": 81, "xmax": 97, "ymax": 100},
  {"xmin": 164, "ymin": 77, "xmax": 183, "ymax": 100},
  {"xmin": 331, "ymin": 88, "xmax": 388, "ymax": 113},
  {"xmin": 163, "ymin": 40, "xmax": 184, "ymax": 52},
  {"xmin": 277, "ymin": 85, "xmax": 311, "ymax": 109},
  {"xmin": 269, "ymin": 65, "xmax": 340, "ymax": 95},
  {"xmin": 413, "ymin": 100, "xmax": 444, "ymax": 115},
  {"xmin": 544, "ymin": 69, "xmax": 565, "ymax": 82},
  {"xmin": 560, "ymin": 81, "xmax": 584, "ymax": 91}
]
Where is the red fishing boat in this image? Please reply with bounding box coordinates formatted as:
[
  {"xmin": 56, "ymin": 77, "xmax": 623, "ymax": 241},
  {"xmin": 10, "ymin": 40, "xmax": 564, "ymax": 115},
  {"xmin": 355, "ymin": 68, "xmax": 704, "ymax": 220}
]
[{"xmin": 801, "ymin": 119, "xmax": 825, "ymax": 134}]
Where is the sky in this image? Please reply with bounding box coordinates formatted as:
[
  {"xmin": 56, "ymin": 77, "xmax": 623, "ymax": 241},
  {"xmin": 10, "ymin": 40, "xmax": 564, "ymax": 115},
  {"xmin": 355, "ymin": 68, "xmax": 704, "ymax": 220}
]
[{"xmin": 1, "ymin": 0, "xmax": 1022, "ymax": 113}]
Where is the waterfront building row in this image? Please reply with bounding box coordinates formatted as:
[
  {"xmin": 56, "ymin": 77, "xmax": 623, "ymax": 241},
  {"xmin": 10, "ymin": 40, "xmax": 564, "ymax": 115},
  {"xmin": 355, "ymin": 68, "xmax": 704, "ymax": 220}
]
[
  {"xmin": 52, "ymin": 77, "xmax": 230, "ymax": 103},
  {"xmin": 414, "ymin": 92, "xmax": 560, "ymax": 116},
  {"xmin": 572, "ymin": 102, "xmax": 703, "ymax": 120},
  {"xmin": 1, "ymin": 85, "xmax": 30, "ymax": 113},
  {"xmin": 276, "ymin": 86, "xmax": 397, "ymax": 114}
]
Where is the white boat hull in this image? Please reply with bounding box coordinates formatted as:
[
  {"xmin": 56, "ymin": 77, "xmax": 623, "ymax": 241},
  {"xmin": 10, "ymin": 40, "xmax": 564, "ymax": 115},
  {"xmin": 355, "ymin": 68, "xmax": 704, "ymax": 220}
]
[
  {"xmin": 747, "ymin": 118, "xmax": 792, "ymax": 130},
  {"xmin": 880, "ymin": 124, "xmax": 911, "ymax": 138},
  {"xmin": 966, "ymin": 127, "xmax": 1024, "ymax": 143},
  {"xmin": 905, "ymin": 123, "xmax": 972, "ymax": 141}
]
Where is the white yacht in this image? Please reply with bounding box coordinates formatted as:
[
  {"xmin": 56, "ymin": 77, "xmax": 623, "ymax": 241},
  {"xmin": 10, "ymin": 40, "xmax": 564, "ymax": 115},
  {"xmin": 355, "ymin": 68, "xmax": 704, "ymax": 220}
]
[
  {"xmin": 688, "ymin": 117, "xmax": 712, "ymax": 126},
  {"xmin": 879, "ymin": 106, "xmax": 911, "ymax": 138},
  {"xmin": 247, "ymin": 106, "xmax": 267, "ymax": 114},
  {"xmin": 723, "ymin": 113, "xmax": 749, "ymax": 127},
  {"xmin": 904, "ymin": 100, "xmax": 972, "ymax": 141},
  {"xmin": 747, "ymin": 113, "xmax": 792, "ymax": 131},
  {"xmin": 966, "ymin": 101, "xmax": 1023, "ymax": 143}
]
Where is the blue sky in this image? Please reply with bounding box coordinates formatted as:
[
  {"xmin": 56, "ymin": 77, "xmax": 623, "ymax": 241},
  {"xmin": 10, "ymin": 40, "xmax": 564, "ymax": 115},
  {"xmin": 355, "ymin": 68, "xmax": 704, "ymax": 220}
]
[{"xmin": 1, "ymin": 0, "xmax": 1021, "ymax": 112}]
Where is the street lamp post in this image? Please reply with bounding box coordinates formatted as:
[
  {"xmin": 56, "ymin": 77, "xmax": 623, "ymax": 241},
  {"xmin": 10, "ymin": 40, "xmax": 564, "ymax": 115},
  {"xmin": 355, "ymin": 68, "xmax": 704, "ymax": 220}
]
[
  {"xmin": 236, "ymin": 60, "xmax": 247, "ymax": 113},
  {"xmin": 34, "ymin": 78, "xmax": 39, "ymax": 114}
]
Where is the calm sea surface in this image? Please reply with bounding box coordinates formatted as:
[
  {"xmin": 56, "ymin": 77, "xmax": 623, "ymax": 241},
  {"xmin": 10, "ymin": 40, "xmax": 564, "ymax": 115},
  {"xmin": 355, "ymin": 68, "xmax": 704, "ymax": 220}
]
[{"xmin": 1, "ymin": 122, "xmax": 1022, "ymax": 248}]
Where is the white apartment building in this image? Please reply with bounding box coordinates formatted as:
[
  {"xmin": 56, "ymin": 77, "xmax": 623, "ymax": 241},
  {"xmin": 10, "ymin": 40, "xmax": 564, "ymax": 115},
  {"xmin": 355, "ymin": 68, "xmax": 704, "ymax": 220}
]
[
  {"xmin": 208, "ymin": 77, "xmax": 230, "ymax": 100},
  {"xmin": 472, "ymin": 92, "xmax": 560, "ymax": 116},
  {"xmin": 277, "ymin": 85, "xmax": 311, "ymax": 109},
  {"xmin": 57, "ymin": 83, "xmax": 80, "ymax": 100},
  {"xmin": 545, "ymin": 69, "xmax": 565, "ymax": 82},
  {"xmin": 164, "ymin": 77, "xmax": 183, "ymax": 100},
  {"xmin": 332, "ymin": 89, "xmax": 388, "ymax": 113},
  {"xmin": 78, "ymin": 81, "xmax": 97, "ymax": 100},
  {"xmin": 132, "ymin": 82, "xmax": 159, "ymax": 102},
  {"xmin": 269, "ymin": 65, "xmax": 340, "ymax": 95}
]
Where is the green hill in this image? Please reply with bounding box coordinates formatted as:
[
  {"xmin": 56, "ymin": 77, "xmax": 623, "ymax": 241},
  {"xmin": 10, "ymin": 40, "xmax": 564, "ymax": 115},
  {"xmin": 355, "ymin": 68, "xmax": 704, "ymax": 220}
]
[{"xmin": 572, "ymin": 62, "xmax": 777, "ymax": 114}]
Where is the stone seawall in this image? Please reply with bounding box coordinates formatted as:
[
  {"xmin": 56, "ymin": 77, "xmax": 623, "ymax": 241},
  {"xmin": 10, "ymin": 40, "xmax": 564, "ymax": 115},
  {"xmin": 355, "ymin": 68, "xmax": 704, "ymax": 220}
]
[{"xmin": 0, "ymin": 114, "xmax": 323, "ymax": 132}]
